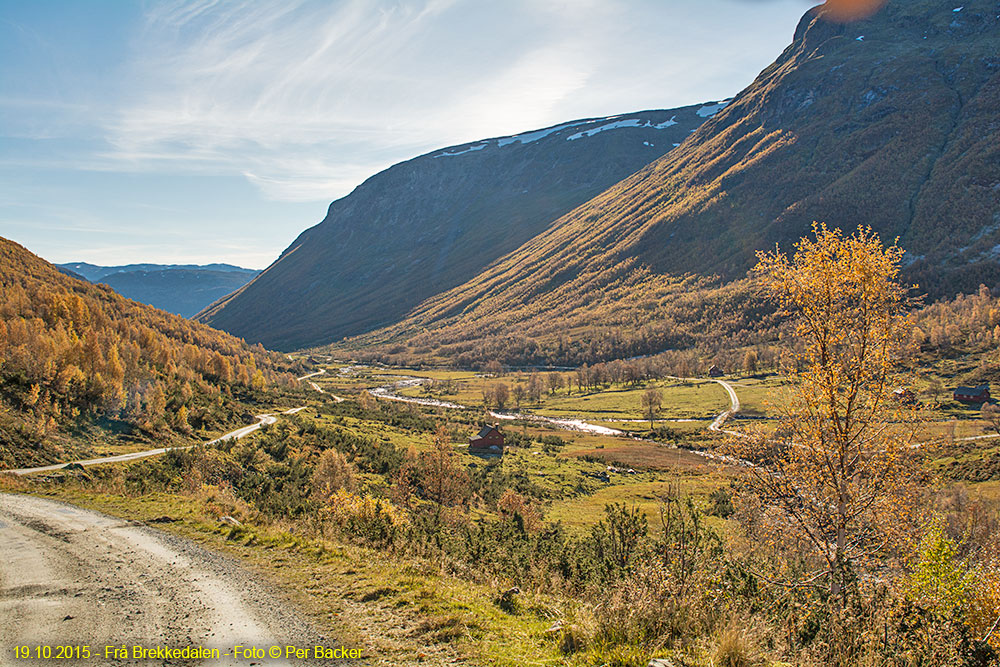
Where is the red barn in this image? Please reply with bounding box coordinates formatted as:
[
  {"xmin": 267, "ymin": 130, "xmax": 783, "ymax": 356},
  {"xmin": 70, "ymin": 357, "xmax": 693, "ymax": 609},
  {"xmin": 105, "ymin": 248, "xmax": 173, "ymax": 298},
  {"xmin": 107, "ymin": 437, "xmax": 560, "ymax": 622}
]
[
  {"xmin": 469, "ymin": 425, "xmax": 504, "ymax": 456},
  {"xmin": 954, "ymin": 384, "xmax": 990, "ymax": 404}
]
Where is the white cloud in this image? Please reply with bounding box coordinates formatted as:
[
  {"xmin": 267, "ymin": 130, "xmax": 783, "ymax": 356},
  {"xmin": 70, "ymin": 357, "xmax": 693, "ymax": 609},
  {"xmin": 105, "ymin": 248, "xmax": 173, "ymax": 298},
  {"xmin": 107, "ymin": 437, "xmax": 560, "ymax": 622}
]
[
  {"xmin": 8, "ymin": 0, "xmax": 815, "ymax": 206},
  {"xmin": 96, "ymin": 0, "xmax": 619, "ymax": 201}
]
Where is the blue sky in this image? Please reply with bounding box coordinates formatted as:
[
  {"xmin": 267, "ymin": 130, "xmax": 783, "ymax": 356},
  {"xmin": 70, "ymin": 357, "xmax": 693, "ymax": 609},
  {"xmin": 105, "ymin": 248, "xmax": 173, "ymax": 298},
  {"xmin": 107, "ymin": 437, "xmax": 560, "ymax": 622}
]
[{"xmin": 1, "ymin": 0, "xmax": 815, "ymax": 269}]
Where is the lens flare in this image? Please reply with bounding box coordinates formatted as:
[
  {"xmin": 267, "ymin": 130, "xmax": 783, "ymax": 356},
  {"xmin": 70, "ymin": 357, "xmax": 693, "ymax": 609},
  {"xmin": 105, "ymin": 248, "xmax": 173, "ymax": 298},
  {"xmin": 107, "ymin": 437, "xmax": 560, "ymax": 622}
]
[{"xmin": 821, "ymin": 0, "xmax": 889, "ymax": 22}]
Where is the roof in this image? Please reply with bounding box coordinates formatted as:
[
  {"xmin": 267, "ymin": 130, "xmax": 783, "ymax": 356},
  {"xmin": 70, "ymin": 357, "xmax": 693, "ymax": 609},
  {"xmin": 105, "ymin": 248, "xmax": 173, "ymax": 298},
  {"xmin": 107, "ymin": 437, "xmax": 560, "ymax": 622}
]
[
  {"xmin": 955, "ymin": 384, "xmax": 989, "ymax": 394},
  {"xmin": 477, "ymin": 425, "xmax": 500, "ymax": 438}
]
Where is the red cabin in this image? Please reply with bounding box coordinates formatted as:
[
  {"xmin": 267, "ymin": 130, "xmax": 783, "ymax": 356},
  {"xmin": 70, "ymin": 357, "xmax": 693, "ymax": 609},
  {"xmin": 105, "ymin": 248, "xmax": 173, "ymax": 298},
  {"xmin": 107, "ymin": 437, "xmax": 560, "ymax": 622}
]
[
  {"xmin": 469, "ymin": 425, "xmax": 504, "ymax": 456},
  {"xmin": 953, "ymin": 384, "xmax": 990, "ymax": 404}
]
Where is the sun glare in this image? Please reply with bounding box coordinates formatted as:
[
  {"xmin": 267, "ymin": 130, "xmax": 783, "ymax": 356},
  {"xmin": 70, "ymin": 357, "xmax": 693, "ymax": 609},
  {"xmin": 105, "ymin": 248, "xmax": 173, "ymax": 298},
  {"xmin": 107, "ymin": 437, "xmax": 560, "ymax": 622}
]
[{"xmin": 821, "ymin": 0, "xmax": 889, "ymax": 22}]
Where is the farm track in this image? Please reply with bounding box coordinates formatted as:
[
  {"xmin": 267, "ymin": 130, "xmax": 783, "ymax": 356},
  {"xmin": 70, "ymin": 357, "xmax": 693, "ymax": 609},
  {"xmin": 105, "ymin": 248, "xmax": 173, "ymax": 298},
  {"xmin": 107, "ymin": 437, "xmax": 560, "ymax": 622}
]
[{"xmin": 2, "ymin": 369, "xmax": 344, "ymax": 477}]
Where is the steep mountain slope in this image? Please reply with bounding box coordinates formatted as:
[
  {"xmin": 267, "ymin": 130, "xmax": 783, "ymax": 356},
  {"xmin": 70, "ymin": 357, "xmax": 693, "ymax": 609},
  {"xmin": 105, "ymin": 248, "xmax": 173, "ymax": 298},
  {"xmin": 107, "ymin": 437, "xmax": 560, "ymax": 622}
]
[
  {"xmin": 98, "ymin": 268, "xmax": 259, "ymax": 318},
  {"xmin": 340, "ymin": 0, "xmax": 1000, "ymax": 366},
  {"xmin": 197, "ymin": 105, "xmax": 725, "ymax": 349},
  {"xmin": 0, "ymin": 237, "xmax": 295, "ymax": 468}
]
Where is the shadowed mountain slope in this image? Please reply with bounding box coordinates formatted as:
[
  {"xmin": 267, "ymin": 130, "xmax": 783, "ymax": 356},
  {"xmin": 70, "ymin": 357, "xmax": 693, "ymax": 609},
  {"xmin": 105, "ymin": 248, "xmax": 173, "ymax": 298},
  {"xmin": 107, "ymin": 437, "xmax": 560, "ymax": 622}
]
[
  {"xmin": 98, "ymin": 268, "xmax": 259, "ymax": 318},
  {"xmin": 57, "ymin": 262, "xmax": 259, "ymax": 318},
  {"xmin": 59, "ymin": 262, "xmax": 254, "ymax": 282},
  {"xmin": 197, "ymin": 105, "xmax": 723, "ymax": 349}
]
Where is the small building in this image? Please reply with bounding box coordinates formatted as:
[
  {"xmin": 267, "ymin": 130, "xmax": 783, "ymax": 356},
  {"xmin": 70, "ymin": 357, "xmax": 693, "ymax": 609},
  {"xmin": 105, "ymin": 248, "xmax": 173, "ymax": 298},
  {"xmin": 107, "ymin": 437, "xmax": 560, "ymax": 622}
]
[
  {"xmin": 954, "ymin": 384, "xmax": 990, "ymax": 404},
  {"xmin": 469, "ymin": 424, "xmax": 505, "ymax": 456},
  {"xmin": 892, "ymin": 388, "xmax": 916, "ymax": 404},
  {"xmin": 708, "ymin": 365, "xmax": 724, "ymax": 378}
]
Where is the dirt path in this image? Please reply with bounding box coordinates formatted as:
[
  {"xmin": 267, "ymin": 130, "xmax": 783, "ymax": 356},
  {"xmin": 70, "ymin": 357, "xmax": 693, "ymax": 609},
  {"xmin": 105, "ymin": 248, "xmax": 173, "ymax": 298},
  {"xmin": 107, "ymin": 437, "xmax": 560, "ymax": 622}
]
[
  {"xmin": 0, "ymin": 494, "xmax": 332, "ymax": 666},
  {"xmin": 3, "ymin": 408, "xmax": 307, "ymax": 477},
  {"xmin": 297, "ymin": 369, "xmax": 344, "ymax": 402},
  {"xmin": 706, "ymin": 378, "xmax": 740, "ymax": 433}
]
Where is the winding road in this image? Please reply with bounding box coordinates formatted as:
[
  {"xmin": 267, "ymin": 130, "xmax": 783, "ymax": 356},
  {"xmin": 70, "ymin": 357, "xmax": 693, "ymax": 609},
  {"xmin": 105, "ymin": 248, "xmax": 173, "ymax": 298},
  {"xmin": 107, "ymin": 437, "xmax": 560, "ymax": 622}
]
[
  {"xmin": 2, "ymin": 408, "xmax": 306, "ymax": 477},
  {"xmin": 705, "ymin": 378, "xmax": 741, "ymax": 434},
  {"xmin": 297, "ymin": 369, "xmax": 344, "ymax": 402},
  {"xmin": 2, "ymin": 366, "xmax": 345, "ymax": 477}
]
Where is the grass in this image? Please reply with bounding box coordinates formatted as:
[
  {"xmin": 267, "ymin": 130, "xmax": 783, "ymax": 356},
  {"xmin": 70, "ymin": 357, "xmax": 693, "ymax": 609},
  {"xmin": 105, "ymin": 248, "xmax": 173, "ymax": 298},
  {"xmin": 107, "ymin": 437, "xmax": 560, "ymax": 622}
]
[
  {"xmin": 546, "ymin": 477, "xmax": 730, "ymax": 536},
  {"xmin": 0, "ymin": 476, "xmax": 582, "ymax": 667},
  {"xmin": 533, "ymin": 379, "xmax": 727, "ymax": 421},
  {"xmin": 347, "ymin": 367, "xmax": 747, "ymax": 421}
]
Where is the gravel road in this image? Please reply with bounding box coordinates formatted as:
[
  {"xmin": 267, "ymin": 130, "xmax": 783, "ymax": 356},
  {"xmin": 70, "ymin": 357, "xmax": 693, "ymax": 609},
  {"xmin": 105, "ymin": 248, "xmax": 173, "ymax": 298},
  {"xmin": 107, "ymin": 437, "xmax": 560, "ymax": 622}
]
[{"xmin": 0, "ymin": 494, "xmax": 333, "ymax": 666}]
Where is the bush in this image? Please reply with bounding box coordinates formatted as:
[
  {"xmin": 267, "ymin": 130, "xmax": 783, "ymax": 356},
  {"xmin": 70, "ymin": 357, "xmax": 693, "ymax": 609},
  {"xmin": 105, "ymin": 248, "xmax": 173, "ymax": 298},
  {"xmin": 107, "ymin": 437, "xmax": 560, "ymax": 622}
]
[{"xmin": 320, "ymin": 488, "xmax": 408, "ymax": 547}]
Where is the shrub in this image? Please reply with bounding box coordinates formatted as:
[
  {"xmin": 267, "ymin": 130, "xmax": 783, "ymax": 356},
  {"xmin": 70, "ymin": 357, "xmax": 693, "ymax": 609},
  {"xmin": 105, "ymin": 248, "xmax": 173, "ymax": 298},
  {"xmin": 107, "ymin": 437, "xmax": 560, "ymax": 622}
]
[{"xmin": 320, "ymin": 487, "xmax": 408, "ymax": 547}]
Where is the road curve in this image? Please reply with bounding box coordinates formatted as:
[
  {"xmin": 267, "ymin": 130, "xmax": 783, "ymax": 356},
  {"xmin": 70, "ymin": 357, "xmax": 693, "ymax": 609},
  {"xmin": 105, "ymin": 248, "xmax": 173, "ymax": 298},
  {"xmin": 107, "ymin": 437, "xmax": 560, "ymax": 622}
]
[
  {"xmin": 3, "ymin": 408, "xmax": 306, "ymax": 477},
  {"xmin": 663, "ymin": 375, "xmax": 740, "ymax": 434},
  {"xmin": 297, "ymin": 369, "xmax": 345, "ymax": 402},
  {"xmin": 707, "ymin": 378, "xmax": 741, "ymax": 433},
  {"xmin": 0, "ymin": 494, "xmax": 327, "ymax": 666}
]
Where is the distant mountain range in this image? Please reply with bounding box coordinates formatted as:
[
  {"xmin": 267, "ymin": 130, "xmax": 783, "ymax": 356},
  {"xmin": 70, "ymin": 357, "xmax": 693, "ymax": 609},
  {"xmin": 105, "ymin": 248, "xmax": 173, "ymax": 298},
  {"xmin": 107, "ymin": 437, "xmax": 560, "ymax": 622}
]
[
  {"xmin": 58, "ymin": 262, "xmax": 259, "ymax": 318},
  {"xmin": 196, "ymin": 103, "xmax": 726, "ymax": 349}
]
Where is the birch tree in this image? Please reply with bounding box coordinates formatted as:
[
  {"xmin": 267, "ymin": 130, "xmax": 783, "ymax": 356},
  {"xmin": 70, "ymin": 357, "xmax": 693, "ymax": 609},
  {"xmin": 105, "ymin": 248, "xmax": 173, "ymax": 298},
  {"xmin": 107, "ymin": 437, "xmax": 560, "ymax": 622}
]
[{"xmin": 729, "ymin": 224, "xmax": 921, "ymax": 603}]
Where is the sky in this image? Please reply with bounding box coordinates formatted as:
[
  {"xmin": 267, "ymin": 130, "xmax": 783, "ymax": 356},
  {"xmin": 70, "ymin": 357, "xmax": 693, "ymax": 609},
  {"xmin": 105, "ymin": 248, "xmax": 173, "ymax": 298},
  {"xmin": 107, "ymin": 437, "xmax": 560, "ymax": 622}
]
[{"xmin": 0, "ymin": 0, "xmax": 817, "ymax": 269}]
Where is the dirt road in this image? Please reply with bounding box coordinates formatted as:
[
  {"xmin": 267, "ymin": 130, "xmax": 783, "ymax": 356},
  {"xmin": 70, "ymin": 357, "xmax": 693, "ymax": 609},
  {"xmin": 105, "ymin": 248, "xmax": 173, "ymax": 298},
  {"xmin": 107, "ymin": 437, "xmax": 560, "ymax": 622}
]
[
  {"xmin": 0, "ymin": 494, "xmax": 332, "ymax": 666},
  {"xmin": 4, "ymin": 408, "xmax": 308, "ymax": 477}
]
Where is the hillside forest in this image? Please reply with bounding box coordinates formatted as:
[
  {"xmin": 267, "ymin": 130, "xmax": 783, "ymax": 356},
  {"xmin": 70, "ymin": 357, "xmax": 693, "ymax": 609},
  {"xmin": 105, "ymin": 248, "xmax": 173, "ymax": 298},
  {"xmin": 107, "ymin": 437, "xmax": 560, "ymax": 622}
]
[{"xmin": 0, "ymin": 238, "xmax": 302, "ymax": 468}]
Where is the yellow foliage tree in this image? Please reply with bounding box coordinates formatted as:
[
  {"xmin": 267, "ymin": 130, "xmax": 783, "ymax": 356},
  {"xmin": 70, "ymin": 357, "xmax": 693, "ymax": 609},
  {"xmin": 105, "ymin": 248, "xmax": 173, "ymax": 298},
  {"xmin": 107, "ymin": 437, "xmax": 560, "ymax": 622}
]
[{"xmin": 729, "ymin": 223, "xmax": 921, "ymax": 602}]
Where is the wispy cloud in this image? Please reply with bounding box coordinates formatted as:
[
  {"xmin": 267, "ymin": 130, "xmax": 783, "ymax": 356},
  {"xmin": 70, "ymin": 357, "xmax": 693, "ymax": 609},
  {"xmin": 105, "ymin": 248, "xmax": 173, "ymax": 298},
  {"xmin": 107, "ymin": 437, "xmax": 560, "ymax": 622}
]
[
  {"xmin": 4, "ymin": 0, "xmax": 813, "ymax": 208},
  {"xmin": 96, "ymin": 0, "xmax": 611, "ymax": 201}
]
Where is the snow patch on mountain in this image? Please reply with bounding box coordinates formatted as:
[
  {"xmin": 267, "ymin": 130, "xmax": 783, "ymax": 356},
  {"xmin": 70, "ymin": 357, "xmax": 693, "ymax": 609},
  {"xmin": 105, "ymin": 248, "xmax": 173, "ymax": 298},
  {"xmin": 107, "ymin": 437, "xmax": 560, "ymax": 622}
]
[
  {"xmin": 565, "ymin": 115, "xmax": 679, "ymax": 141},
  {"xmin": 696, "ymin": 101, "xmax": 729, "ymax": 118},
  {"xmin": 434, "ymin": 108, "xmax": 699, "ymax": 156},
  {"xmin": 496, "ymin": 119, "xmax": 596, "ymax": 147},
  {"xmin": 435, "ymin": 143, "xmax": 489, "ymax": 158},
  {"xmin": 567, "ymin": 118, "xmax": 643, "ymax": 140}
]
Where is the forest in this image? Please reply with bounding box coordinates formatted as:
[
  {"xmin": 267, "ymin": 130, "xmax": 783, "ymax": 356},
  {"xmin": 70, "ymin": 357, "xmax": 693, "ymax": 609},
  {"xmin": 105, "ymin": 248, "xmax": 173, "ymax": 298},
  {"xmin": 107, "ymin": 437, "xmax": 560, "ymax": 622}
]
[{"xmin": 0, "ymin": 238, "xmax": 302, "ymax": 468}]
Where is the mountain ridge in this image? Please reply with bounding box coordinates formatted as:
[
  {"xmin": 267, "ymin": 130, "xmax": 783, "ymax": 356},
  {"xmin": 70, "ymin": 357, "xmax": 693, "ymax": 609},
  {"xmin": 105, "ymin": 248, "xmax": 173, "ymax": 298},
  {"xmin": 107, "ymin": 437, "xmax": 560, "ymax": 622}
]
[
  {"xmin": 332, "ymin": 0, "xmax": 1000, "ymax": 366},
  {"xmin": 60, "ymin": 262, "xmax": 256, "ymax": 282},
  {"xmin": 57, "ymin": 262, "xmax": 260, "ymax": 318},
  {"xmin": 197, "ymin": 103, "xmax": 727, "ymax": 349}
]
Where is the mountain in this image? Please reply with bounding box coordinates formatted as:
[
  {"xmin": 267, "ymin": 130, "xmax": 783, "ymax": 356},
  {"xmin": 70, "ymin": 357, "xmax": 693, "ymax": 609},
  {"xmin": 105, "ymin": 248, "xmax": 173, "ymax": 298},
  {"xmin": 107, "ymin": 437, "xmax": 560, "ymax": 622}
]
[
  {"xmin": 0, "ymin": 237, "xmax": 294, "ymax": 468},
  {"xmin": 99, "ymin": 268, "xmax": 260, "ymax": 318},
  {"xmin": 196, "ymin": 104, "xmax": 726, "ymax": 349},
  {"xmin": 57, "ymin": 263, "xmax": 259, "ymax": 318},
  {"xmin": 336, "ymin": 0, "xmax": 1000, "ymax": 366},
  {"xmin": 60, "ymin": 262, "xmax": 255, "ymax": 282}
]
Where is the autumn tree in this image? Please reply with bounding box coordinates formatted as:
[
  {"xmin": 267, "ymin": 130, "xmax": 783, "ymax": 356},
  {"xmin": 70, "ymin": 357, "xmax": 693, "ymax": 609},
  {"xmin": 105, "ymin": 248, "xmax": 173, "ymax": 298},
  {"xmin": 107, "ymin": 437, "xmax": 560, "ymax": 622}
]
[
  {"xmin": 641, "ymin": 387, "xmax": 663, "ymax": 429},
  {"xmin": 728, "ymin": 224, "xmax": 920, "ymax": 603},
  {"xmin": 420, "ymin": 425, "xmax": 469, "ymax": 548},
  {"xmin": 527, "ymin": 373, "xmax": 544, "ymax": 403},
  {"xmin": 982, "ymin": 402, "xmax": 1000, "ymax": 436},
  {"xmin": 491, "ymin": 382, "xmax": 509, "ymax": 411},
  {"xmin": 547, "ymin": 372, "xmax": 563, "ymax": 395},
  {"xmin": 311, "ymin": 448, "xmax": 357, "ymax": 501},
  {"xmin": 512, "ymin": 383, "xmax": 526, "ymax": 411}
]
